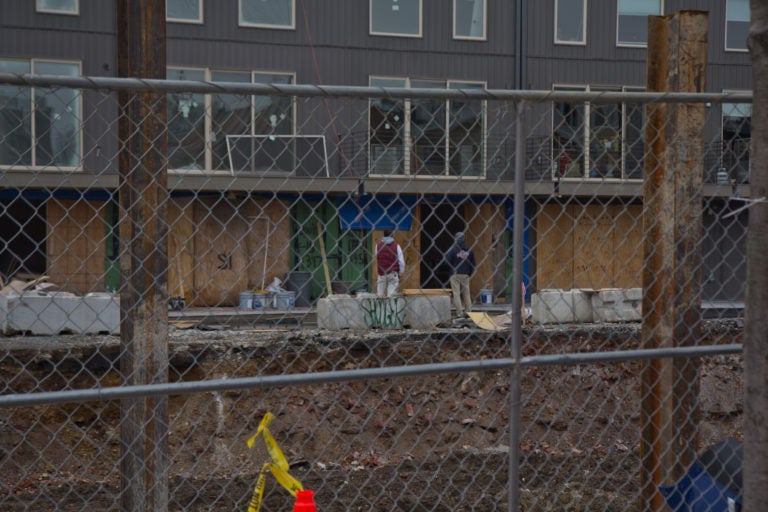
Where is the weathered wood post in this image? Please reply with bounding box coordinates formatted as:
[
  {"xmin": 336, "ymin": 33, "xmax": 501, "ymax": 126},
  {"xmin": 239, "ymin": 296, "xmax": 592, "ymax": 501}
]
[
  {"xmin": 641, "ymin": 10, "xmax": 708, "ymax": 512},
  {"xmin": 116, "ymin": 1, "xmax": 169, "ymax": 510},
  {"xmin": 745, "ymin": 1, "xmax": 768, "ymax": 508}
]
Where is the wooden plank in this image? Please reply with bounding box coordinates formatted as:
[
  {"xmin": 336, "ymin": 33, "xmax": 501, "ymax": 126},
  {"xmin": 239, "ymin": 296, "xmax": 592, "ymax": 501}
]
[
  {"xmin": 613, "ymin": 203, "xmax": 643, "ymax": 288},
  {"xmin": 167, "ymin": 197, "xmax": 195, "ymax": 302},
  {"xmin": 573, "ymin": 204, "xmax": 614, "ymax": 288},
  {"xmin": 47, "ymin": 199, "xmax": 106, "ymax": 293},
  {"xmin": 467, "ymin": 202, "xmax": 503, "ymax": 300},
  {"xmin": 535, "ymin": 203, "xmax": 574, "ymax": 290}
]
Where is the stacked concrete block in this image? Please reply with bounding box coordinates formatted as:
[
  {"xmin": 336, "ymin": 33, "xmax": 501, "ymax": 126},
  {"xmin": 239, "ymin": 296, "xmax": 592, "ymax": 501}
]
[
  {"xmin": 317, "ymin": 296, "xmax": 367, "ymax": 330},
  {"xmin": 2, "ymin": 291, "xmax": 120, "ymax": 335},
  {"xmin": 404, "ymin": 295, "xmax": 451, "ymax": 329},
  {"xmin": 591, "ymin": 288, "xmax": 642, "ymax": 322},
  {"xmin": 531, "ymin": 289, "xmax": 594, "ymax": 324}
]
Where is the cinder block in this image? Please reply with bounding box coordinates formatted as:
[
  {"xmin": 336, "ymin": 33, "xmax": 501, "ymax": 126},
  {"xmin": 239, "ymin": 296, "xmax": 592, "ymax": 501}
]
[
  {"xmin": 8, "ymin": 291, "xmax": 79, "ymax": 335},
  {"xmin": 317, "ymin": 296, "xmax": 367, "ymax": 330},
  {"xmin": 71, "ymin": 293, "xmax": 120, "ymax": 334},
  {"xmin": 404, "ymin": 295, "xmax": 451, "ymax": 328},
  {"xmin": 0, "ymin": 294, "xmax": 8, "ymax": 334},
  {"xmin": 592, "ymin": 288, "xmax": 642, "ymax": 322},
  {"xmin": 532, "ymin": 289, "xmax": 594, "ymax": 324}
]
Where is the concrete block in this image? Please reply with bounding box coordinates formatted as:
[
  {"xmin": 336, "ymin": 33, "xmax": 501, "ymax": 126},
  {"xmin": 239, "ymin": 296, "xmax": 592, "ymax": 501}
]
[
  {"xmin": 532, "ymin": 289, "xmax": 594, "ymax": 324},
  {"xmin": 592, "ymin": 288, "xmax": 642, "ymax": 322},
  {"xmin": 71, "ymin": 293, "xmax": 120, "ymax": 334},
  {"xmin": 404, "ymin": 295, "xmax": 451, "ymax": 328},
  {"xmin": 0, "ymin": 294, "xmax": 8, "ymax": 334},
  {"xmin": 317, "ymin": 297, "xmax": 367, "ymax": 330},
  {"xmin": 8, "ymin": 291, "xmax": 78, "ymax": 335}
]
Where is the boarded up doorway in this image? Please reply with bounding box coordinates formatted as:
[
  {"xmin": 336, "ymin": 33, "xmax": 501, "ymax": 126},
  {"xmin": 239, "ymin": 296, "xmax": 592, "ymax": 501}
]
[{"xmin": 420, "ymin": 202, "xmax": 465, "ymax": 289}]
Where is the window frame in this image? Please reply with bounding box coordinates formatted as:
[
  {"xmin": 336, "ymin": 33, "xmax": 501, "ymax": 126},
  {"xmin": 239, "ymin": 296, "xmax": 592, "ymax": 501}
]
[
  {"xmin": 551, "ymin": 84, "xmax": 644, "ymax": 181},
  {"xmin": 238, "ymin": 0, "xmax": 296, "ymax": 30},
  {"xmin": 453, "ymin": 0, "xmax": 487, "ymax": 41},
  {"xmin": 0, "ymin": 58, "xmax": 83, "ymax": 170},
  {"xmin": 166, "ymin": 67, "xmax": 297, "ymax": 173},
  {"xmin": 616, "ymin": 0, "xmax": 663, "ymax": 48},
  {"xmin": 167, "ymin": 0, "xmax": 203, "ymax": 24},
  {"xmin": 554, "ymin": 0, "xmax": 587, "ymax": 46},
  {"xmin": 369, "ymin": 0, "xmax": 423, "ymax": 38},
  {"xmin": 35, "ymin": 0, "xmax": 79, "ymax": 15},
  {"xmin": 368, "ymin": 76, "xmax": 487, "ymax": 178},
  {"xmin": 725, "ymin": 0, "xmax": 749, "ymax": 53}
]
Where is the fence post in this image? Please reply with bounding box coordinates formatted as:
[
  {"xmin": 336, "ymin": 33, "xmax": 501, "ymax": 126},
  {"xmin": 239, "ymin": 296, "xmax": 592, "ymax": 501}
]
[
  {"xmin": 641, "ymin": 10, "xmax": 708, "ymax": 512},
  {"xmin": 116, "ymin": 1, "xmax": 170, "ymax": 511},
  {"xmin": 745, "ymin": 2, "xmax": 768, "ymax": 508}
]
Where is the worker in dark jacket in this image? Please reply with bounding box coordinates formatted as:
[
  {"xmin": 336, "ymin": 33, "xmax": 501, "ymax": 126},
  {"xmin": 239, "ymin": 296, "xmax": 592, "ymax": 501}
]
[
  {"xmin": 375, "ymin": 230, "xmax": 405, "ymax": 297},
  {"xmin": 444, "ymin": 231, "xmax": 476, "ymax": 317}
]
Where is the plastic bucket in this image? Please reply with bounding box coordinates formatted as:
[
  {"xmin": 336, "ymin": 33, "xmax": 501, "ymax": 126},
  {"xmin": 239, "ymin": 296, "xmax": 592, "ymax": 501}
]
[
  {"xmin": 274, "ymin": 291, "xmax": 296, "ymax": 309},
  {"xmin": 239, "ymin": 292, "xmax": 253, "ymax": 309},
  {"xmin": 480, "ymin": 289, "xmax": 493, "ymax": 305},
  {"xmin": 252, "ymin": 293, "xmax": 268, "ymax": 309}
]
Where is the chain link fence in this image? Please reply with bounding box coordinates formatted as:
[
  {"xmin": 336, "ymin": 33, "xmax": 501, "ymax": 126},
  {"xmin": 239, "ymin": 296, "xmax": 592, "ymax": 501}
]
[{"xmin": 0, "ymin": 74, "xmax": 748, "ymax": 511}]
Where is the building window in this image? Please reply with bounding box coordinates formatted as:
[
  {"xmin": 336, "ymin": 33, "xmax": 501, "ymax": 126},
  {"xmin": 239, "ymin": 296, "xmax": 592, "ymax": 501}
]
[
  {"xmin": 726, "ymin": 0, "xmax": 749, "ymax": 52},
  {"xmin": 555, "ymin": 0, "xmax": 586, "ymax": 45},
  {"xmin": 239, "ymin": 0, "xmax": 294, "ymax": 29},
  {"xmin": 167, "ymin": 68, "xmax": 294, "ymax": 172},
  {"xmin": 552, "ymin": 85, "xmax": 644, "ymax": 180},
  {"xmin": 617, "ymin": 0, "xmax": 661, "ymax": 47},
  {"xmin": 722, "ymin": 99, "xmax": 751, "ymax": 183},
  {"xmin": 36, "ymin": 0, "xmax": 78, "ymax": 15},
  {"xmin": 167, "ymin": 0, "xmax": 203, "ymax": 23},
  {"xmin": 370, "ymin": 0, "xmax": 421, "ymax": 37},
  {"xmin": 369, "ymin": 77, "xmax": 485, "ymax": 177},
  {"xmin": 0, "ymin": 59, "xmax": 81, "ymax": 168},
  {"xmin": 454, "ymin": 0, "xmax": 486, "ymax": 40}
]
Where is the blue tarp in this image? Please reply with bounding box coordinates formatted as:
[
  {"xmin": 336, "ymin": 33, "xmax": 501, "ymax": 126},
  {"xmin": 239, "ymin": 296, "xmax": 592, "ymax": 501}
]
[
  {"xmin": 338, "ymin": 195, "xmax": 415, "ymax": 231},
  {"xmin": 659, "ymin": 438, "xmax": 743, "ymax": 512}
]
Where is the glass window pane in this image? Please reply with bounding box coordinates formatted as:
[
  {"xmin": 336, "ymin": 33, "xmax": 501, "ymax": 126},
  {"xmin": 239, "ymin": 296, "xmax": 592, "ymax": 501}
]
[
  {"xmin": 0, "ymin": 60, "xmax": 32, "ymax": 166},
  {"xmin": 411, "ymin": 80, "xmax": 446, "ymax": 176},
  {"xmin": 556, "ymin": 0, "xmax": 585, "ymax": 43},
  {"xmin": 449, "ymin": 82, "xmax": 484, "ymax": 176},
  {"xmin": 726, "ymin": 21, "xmax": 749, "ymax": 50},
  {"xmin": 589, "ymin": 100, "xmax": 622, "ymax": 178},
  {"xmin": 240, "ymin": 0, "xmax": 293, "ymax": 28},
  {"xmin": 624, "ymin": 102, "xmax": 645, "ymax": 179},
  {"xmin": 36, "ymin": 0, "xmax": 77, "ymax": 13},
  {"xmin": 617, "ymin": 0, "xmax": 660, "ymax": 45},
  {"xmin": 371, "ymin": 0, "xmax": 420, "ymax": 36},
  {"xmin": 454, "ymin": 0, "xmax": 485, "ymax": 39},
  {"xmin": 168, "ymin": 68, "xmax": 206, "ymax": 170},
  {"xmin": 211, "ymin": 71, "xmax": 251, "ymax": 170},
  {"xmin": 552, "ymin": 87, "xmax": 585, "ymax": 178},
  {"xmin": 34, "ymin": 61, "xmax": 80, "ymax": 167},
  {"xmin": 167, "ymin": 0, "xmax": 201, "ymax": 21},
  {"xmin": 722, "ymin": 102, "xmax": 751, "ymax": 183},
  {"xmin": 369, "ymin": 78, "xmax": 407, "ymax": 175},
  {"xmin": 253, "ymin": 73, "xmax": 293, "ymax": 136}
]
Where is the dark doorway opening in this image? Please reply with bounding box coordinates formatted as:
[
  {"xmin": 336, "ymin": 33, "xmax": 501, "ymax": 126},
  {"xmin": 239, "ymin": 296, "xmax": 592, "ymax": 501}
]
[
  {"xmin": 0, "ymin": 199, "xmax": 46, "ymax": 283},
  {"xmin": 420, "ymin": 202, "xmax": 465, "ymax": 289}
]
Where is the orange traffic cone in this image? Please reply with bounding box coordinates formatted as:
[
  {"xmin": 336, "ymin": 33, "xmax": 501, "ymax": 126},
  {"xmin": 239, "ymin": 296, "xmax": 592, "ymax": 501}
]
[{"xmin": 293, "ymin": 490, "xmax": 316, "ymax": 512}]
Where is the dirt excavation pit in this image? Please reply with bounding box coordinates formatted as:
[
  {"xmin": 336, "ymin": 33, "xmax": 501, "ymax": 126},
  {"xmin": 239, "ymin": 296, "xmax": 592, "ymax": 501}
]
[{"xmin": 0, "ymin": 321, "xmax": 744, "ymax": 511}]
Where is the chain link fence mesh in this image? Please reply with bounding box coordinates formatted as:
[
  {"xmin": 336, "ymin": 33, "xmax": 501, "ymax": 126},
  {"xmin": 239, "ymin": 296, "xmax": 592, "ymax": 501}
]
[{"xmin": 0, "ymin": 74, "xmax": 747, "ymax": 511}]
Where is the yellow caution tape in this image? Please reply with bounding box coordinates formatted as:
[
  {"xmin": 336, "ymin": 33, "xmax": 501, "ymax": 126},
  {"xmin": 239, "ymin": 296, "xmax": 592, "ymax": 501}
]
[{"xmin": 246, "ymin": 413, "xmax": 304, "ymax": 512}]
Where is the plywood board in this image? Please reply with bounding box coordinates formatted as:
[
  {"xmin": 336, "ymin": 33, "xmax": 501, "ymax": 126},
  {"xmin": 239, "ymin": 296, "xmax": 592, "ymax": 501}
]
[
  {"xmin": 573, "ymin": 204, "xmax": 614, "ymax": 288},
  {"xmin": 191, "ymin": 197, "xmax": 290, "ymax": 307},
  {"xmin": 612, "ymin": 204, "xmax": 643, "ymax": 288},
  {"xmin": 47, "ymin": 199, "xmax": 106, "ymax": 294},
  {"xmin": 167, "ymin": 197, "xmax": 195, "ymax": 302},
  {"xmin": 535, "ymin": 203, "xmax": 575, "ymax": 290},
  {"xmin": 467, "ymin": 202, "xmax": 504, "ymax": 300}
]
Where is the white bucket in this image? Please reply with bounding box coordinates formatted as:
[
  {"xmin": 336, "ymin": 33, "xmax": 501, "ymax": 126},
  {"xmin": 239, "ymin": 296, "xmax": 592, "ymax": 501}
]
[
  {"xmin": 274, "ymin": 291, "xmax": 296, "ymax": 309},
  {"xmin": 252, "ymin": 293, "xmax": 268, "ymax": 309},
  {"xmin": 480, "ymin": 289, "xmax": 493, "ymax": 305},
  {"xmin": 239, "ymin": 292, "xmax": 253, "ymax": 309}
]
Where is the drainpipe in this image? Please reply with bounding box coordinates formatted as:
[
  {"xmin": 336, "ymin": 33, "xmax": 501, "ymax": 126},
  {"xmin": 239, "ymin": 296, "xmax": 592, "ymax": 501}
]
[{"xmin": 515, "ymin": 0, "xmax": 526, "ymax": 90}]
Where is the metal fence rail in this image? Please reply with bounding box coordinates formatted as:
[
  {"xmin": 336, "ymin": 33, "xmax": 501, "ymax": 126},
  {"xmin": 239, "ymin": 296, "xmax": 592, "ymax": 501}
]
[{"xmin": 0, "ymin": 74, "xmax": 749, "ymax": 511}]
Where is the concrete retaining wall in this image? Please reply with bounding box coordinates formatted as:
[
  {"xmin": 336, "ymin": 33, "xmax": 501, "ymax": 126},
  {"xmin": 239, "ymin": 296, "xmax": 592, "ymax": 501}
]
[
  {"xmin": 531, "ymin": 288, "xmax": 642, "ymax": 324},
  {"xmin": 318, "ymin": 294, "xmax": 451, "ymax": 330},
  {"xmin": 1, "ymin": 291, "xmax": 120, "ymax": 335}
]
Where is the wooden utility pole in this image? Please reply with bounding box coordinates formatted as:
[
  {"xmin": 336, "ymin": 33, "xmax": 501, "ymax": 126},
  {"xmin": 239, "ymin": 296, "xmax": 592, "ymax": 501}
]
[
  {"xmin": 640, "ymin": 10, "xmax": 708, "ymax": 512},
  {"xmin": 745, "ymin": 1, "xmax": 768, "ymax": 509},
  {"xmin": 116, "ymin": 1, "xmax": 169, "ymax": 510}
]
